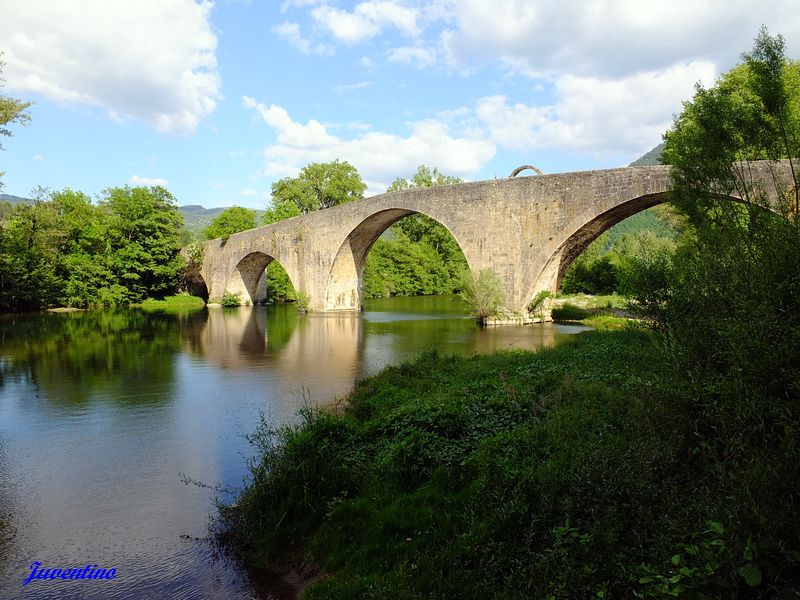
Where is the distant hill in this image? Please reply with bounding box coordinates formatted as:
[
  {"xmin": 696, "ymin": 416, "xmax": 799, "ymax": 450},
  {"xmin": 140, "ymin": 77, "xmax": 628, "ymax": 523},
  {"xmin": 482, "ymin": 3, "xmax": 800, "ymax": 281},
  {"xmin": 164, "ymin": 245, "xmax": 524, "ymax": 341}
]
[
  {"xmin": 179, "ymin": 205, "xmax": 266, "ymax": 236},
  {"xmin": 0, "ymin": 193, "xmax": 32, "ymax": 205},
  {"xmin": 178, "ymin": 205, "xmax": 229, "ymax": 235},
  {"xmin": 629, "ymin": 143, "xmax": 665, "ymax": 166}
]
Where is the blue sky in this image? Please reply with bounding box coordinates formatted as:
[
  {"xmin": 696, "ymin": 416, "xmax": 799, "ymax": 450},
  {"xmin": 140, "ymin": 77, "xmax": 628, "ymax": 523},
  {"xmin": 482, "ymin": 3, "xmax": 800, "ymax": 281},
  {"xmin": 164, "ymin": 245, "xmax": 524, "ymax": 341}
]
[{"xmin": 2, "ymin": 0, "xmax": 799, "ymax": 209}]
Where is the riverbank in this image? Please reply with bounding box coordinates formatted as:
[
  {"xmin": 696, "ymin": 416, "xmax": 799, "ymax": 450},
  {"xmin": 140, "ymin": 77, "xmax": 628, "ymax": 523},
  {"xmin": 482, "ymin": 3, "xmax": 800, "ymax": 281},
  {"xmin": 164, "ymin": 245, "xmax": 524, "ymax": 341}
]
[{"xmin": 217, "ymin": 327, "xmax": 800, "ymax": 598}]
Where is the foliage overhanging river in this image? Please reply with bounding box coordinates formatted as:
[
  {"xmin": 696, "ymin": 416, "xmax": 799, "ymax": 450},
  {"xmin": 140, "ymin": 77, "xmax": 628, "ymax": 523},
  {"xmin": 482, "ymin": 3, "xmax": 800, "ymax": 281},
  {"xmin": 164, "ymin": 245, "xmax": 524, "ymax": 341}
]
[{"xmin": 0, "ymin": 296, "xmax": 591, "ymax": 599}]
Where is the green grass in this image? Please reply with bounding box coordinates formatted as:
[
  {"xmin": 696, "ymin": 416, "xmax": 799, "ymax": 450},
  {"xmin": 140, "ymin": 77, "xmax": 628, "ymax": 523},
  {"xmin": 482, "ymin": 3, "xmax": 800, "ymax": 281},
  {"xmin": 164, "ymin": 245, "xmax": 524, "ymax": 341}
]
[
  {"xmin": 551, "ymin": 302, "xmax": 590, "ymax": 321},
  {"xmin": 136, "ymin": 294, "xmax": 206, "ymax": 312},
  {"xmin": 217, "ymin": 330, "xmax": 800, "ymax": 598},
  {"xmin": 554, "ymin": 292, "xmax": 627, "ymax": 310}
]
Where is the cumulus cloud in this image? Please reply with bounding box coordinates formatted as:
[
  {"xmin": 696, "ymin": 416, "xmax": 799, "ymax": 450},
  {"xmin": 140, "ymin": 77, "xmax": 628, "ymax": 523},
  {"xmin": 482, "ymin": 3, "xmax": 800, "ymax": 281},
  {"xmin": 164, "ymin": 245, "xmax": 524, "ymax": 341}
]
[
  {"xmin": 475, "ymin": 61, "xmax": 716, "ymax": 156},
  {"xmin": 243, "ymin": 98, "xmax": 495, "ymax": 193},
  {"xmin": 387, "ymin": 46, "xmax": 438, "ymax": 69},
  {"xmin": 0, "ymin": 0, "xmax": 220, "ymax": 135},
  {"xmin": 311, "ymin": 1, "xmax": 422, "ymax": 44},
  {"xmin": 441, "ymin": 0, "xmax": 800, "ymax": 77},
  {"xmin": 130, "ymin": 175, "xmax": 169, "ymax": 186},
  {"xmin": 273, "ymin": 21, "xmax": 332, "ymax": 55}
]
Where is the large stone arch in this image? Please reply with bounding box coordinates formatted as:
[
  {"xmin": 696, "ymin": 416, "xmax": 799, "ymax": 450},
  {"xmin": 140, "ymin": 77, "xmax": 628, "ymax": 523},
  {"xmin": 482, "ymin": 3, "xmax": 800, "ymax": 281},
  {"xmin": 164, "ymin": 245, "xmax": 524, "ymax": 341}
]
[
  {"xmin": 534, "ymin": 191, "xmax": 671, "ymax": 300},
  {"xmin": 324, "ymin": 208, "xmax": 472, "ymax": 311},
  {"xmin": 523, "ymin": 185, "xmax": 781, "ymax": 308},
  {"xmin": 225, "ymin": 251, "xmax": 298, "ymax": 306}
]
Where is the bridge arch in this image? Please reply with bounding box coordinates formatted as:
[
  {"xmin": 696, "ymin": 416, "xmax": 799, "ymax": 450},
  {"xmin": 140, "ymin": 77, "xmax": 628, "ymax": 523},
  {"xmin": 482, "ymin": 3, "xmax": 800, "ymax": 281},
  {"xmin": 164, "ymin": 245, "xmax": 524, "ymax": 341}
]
[
  {"xmin": 324, "ymin": 208, "xmax": 471, "ymax": 310},
  {"xmin": 182, "ymin": 270, "xmax": 210, "ymax": 301},
  {"xmin": 525, "ymin": 188, "xmax": 769, "ymax": 308},
  {"xmin": 225, "ymin": 251, "xmax": 298, "ymax": 306}
]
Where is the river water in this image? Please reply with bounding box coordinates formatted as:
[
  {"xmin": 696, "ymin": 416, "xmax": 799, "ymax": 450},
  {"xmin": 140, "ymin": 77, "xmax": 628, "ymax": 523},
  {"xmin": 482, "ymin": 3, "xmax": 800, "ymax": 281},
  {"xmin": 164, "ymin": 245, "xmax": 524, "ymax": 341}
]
[{"xmin": 0, "ymin": 296, "xmax": 589, "ymax": 599}]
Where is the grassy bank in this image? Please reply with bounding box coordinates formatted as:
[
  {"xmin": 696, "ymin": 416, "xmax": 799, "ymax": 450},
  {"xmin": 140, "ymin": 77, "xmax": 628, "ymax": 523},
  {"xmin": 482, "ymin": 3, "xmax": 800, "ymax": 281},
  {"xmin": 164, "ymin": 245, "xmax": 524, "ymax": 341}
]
[
  {"xmin": 135, "ymin": 294, "xmax": 206, "ymax": 312},
  {"xmin": 217, "ymin": 329, "xmax": 800, "ymax": 599}
]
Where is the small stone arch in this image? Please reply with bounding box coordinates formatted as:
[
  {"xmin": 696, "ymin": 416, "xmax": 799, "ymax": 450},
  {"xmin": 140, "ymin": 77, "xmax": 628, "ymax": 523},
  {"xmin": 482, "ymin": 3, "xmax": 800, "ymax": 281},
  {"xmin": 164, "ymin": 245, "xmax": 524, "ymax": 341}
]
[
  {"xmin": 324, "ymin": 208, "xmax": 470, "ymax": 311},
  {"xmin": 225, "ymin": 251, "xmax": 297, "ymax": 306},
  {"xmin": 510, "ymin": 165, "xmax": 544, "ymax": 177}
]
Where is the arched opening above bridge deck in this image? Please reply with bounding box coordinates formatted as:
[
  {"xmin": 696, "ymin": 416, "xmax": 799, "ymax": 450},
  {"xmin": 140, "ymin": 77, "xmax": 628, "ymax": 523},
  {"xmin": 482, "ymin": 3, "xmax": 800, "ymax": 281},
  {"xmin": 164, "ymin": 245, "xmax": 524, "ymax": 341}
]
[
  {"xmin": 227, "ymin": 251, "xmax": 298, "ymax": 306},
  {"xmin": 324, "ymin": 208, "xmax": 471, "ymax": 311}
]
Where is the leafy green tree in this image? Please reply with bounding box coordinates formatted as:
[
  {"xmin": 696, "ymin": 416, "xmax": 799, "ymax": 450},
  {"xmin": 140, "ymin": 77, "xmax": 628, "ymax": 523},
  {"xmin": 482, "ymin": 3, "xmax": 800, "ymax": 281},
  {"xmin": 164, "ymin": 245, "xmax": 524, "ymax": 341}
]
[
  {"xmin": 101, "ymin": 186, "xmax": 185, "ymax": 302},
  {"xmin": 267, "ymin": 159, "xmax": 366, "ymax": 217},
  {"xmin": 0, "ymin": 54, "xmax": 32, "ymax": 191},
  {"xmin": 457, "ymin": 268, "xmax": 505, "ymax": 324},
  {"xmin": 262, "ymin": 199, "xmax": 302, "ymax": 225},
  {"xmin": 616, "ymin": 30, "xmax": 800, "ymax": 593},
  {"xmin": 657, "ymin": 27, "xmax": 800, "ymax": 376},
  {"xmin": 203, "ymin": 206, "xmax": 257, "ymax": 241},
  {"xmin": 51, "ymin": 189, "xmax": 114, "ymax": 307},
  {"xmin": 0, "ymin": 201, "xmax": 63, "ymax": 308}
]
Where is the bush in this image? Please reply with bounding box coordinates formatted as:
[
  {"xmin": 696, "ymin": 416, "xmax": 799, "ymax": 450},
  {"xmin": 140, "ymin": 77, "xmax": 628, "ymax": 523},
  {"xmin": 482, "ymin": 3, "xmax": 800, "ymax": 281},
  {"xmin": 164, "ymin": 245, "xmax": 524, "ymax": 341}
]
[
  {"xmin": 457, "ymin": 268, "xmax": 505, "ymax": 323},
  {"xmin": 551, "ymin": 303, "xmax": 589, "ymax": 321},
  {"xmin": 561, "ymin": 255, "xmax": 620, "ymax": 295},
  {"xmin": 221, "ymin": 291, "xmax": 242, "ymax": 307}
]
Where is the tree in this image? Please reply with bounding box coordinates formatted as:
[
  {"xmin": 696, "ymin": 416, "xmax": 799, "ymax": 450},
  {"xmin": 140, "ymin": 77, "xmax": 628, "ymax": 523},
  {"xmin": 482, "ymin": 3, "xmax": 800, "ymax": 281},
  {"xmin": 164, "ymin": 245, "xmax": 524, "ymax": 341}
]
[
  {"xmin": 204, "ymin": 206, "xmax": 256, "ymax": 241},
  {"xmin": 101, "ymin": 185, "xmax": 185, "ymax": 302},
  {"xmin": 267, "ymin": 159, "xmax": 366, "ymax": 218},
  {"xmin": 457, "ymin": 268, "xmax": 505, "ymax": 324},
  {"xmin": 51, "ymin": 188, "xmax": 114, "ymax": 307},
  {"xmin": 0, "ymin": 54, "xmax": 33, "ymax": 191}
]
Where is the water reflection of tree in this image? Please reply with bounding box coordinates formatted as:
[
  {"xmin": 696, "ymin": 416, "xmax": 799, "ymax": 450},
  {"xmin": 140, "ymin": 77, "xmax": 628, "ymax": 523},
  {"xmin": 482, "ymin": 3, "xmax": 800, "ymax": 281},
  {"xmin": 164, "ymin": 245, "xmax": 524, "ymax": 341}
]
[{"xmin": 0, "ymin": 310, "xmax": 203, "ymax": 406}]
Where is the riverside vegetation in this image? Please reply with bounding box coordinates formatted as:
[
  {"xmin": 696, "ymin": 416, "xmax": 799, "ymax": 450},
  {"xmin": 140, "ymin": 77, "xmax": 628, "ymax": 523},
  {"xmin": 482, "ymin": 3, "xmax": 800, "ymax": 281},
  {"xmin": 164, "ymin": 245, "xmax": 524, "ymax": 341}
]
[{"xmin": 216, "ymin": 29, "xmax": 800, "ymax": 599}]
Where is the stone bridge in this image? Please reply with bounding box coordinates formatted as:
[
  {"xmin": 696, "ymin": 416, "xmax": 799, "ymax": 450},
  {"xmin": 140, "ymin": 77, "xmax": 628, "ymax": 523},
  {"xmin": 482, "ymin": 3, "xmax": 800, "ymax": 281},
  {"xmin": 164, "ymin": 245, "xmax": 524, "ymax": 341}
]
[{"xmin": 189, "ymin": 160, "xmax": 794, "ymax": 322}]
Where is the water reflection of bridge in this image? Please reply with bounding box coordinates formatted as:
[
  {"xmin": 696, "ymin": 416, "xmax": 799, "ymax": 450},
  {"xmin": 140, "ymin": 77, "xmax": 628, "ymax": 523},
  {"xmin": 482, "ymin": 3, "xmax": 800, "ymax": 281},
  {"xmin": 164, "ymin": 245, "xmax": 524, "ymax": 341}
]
[{"xmin": 184, "ymin": 304, "xmax": 588, "ymax": 404}]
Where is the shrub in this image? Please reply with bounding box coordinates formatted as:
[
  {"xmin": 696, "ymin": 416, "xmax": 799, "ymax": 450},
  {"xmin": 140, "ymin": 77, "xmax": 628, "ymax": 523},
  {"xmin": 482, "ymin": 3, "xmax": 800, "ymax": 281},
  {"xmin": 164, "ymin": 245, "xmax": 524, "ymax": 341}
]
[
  {"xmin": 221, "ymin": 291, "xmax": 242, "ymax": 307},
  {"xmin": 457, "ymin": 268, "xmax": 505, "ymax": 323},
  {"xmin": 526, "ymin": 290, "xmax": 551, "ymax": 318},
  {"xmin": 551, "ymin": 303, "xmax": 589, "ymax": 321}
]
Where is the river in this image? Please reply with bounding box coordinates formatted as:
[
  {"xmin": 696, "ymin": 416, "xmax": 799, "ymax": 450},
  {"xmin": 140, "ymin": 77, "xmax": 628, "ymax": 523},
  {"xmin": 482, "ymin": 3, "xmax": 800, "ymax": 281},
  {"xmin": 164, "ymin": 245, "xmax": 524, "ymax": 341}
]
[{"xmin": 0, "ymin": 296, "xmax": 590, "ymax": 599}]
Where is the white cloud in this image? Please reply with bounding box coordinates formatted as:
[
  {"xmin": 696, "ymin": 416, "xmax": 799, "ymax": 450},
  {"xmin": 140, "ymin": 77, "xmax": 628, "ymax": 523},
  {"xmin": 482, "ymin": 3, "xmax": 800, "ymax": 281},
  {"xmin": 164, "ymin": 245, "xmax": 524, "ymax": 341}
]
[
  {"xmin": 130, "ymin": 175, "xmax": 169, "ymax": 186},
  {"xmin": 281, "ymin": 0, "xmax": 323, "ymax": 11},
  {"xmin": 311, "ymin": 1, "xmax": 421, "ymax": 44},
  {"xmin": 272, "ymin": 21, "xmax": 331, "ymax": 55},
  {"xmin": 244, "ymin": 99, "xmax": 495, "ymax": 193},
  {"xmin": 273, "ymin": 21, "xmax": 311, "ymax": 53},
  {"xmin": 1, "ymin": 0, "xmax": 220, "ymax": 135},
  {"xmin": 333, "ymin": 81, "xmax": 373, "ymax": 94},
  {"xmin": 441, "ymin": 0, "xmax": 800, "ymax": 77},
  {"xmin": 388, "ymin": 46, "xmax": 438, "ymax": 69},
  {"xmin": 475, "ymin": 61, "xmax": 716, "ymax": 156},
  {"xmin": 243, "ymin": 96, "xmax": 339, "ymax": 148},
  {"xmin": 32, "ymin": 154, "xmax": 44, "ymax": 161},
  {"xmin": 241, "ymin": 187, "xmax": 258, "ymax": 196}
]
